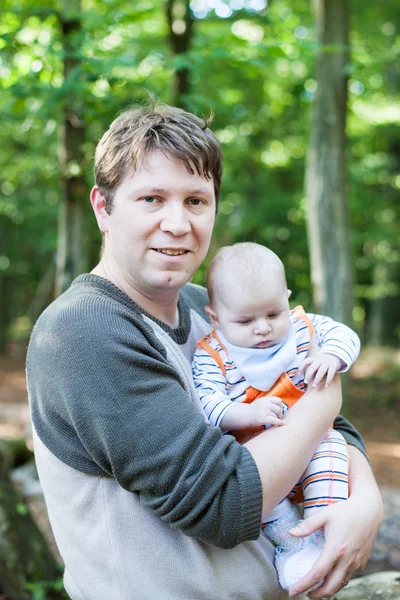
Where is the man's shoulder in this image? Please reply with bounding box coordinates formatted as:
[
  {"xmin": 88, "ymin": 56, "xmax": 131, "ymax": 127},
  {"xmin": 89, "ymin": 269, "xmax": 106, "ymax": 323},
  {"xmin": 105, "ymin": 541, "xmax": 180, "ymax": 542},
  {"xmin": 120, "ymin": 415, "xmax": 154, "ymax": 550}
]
[
  {"xmin": 180, "ymin": 282, "xmax": 209, "ymax": 314},
  {"xmin": 31, "ymin": 274, "xmax": 147, "ymax": 345}
]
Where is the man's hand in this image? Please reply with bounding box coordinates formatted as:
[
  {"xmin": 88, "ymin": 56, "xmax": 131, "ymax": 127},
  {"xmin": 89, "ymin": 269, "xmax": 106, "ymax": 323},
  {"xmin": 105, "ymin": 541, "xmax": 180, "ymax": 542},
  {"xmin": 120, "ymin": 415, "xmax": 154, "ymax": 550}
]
[{"xmin": 298, "ymin": 353, "xmax": 342, "ymax": 388}]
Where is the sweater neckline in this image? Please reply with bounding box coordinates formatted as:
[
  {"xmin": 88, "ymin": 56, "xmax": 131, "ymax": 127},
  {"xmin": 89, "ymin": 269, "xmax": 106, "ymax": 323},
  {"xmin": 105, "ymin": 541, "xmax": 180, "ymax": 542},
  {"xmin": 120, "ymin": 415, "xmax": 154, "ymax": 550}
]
[{"xmin": 72, "ymin": 274, "xmax": 191, "ymax": 344}]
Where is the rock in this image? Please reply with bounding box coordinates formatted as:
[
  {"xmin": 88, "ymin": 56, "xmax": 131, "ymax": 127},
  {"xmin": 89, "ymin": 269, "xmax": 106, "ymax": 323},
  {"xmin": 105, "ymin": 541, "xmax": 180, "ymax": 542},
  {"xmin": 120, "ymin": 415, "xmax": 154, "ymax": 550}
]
[
  {"xmin": 334, "ymin": 571, "xmax": 400, "ymax": 600},
  {"xmin": 362, "ymin": 488, "xmax": 400, "ymax": 575},
  {"xmin": 11, "ymin": 460, "xmax": 43, "ymax": 497}
]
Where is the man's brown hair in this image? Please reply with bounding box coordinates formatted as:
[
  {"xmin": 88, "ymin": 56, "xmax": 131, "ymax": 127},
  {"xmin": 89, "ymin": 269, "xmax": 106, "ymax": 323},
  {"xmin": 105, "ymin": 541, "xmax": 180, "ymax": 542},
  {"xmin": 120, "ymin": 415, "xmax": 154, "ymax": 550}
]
[{"xmin": 94, "ymin": 101, "xmax": 223, "ymax": 213}]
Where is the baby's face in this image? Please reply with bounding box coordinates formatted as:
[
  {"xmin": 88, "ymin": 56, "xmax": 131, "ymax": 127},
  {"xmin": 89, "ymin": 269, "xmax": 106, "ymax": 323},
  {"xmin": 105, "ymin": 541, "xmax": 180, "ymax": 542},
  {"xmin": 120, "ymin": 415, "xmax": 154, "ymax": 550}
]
[{"xmin": 211, "ymin": 286, "xmax": 291, "ymax": 349}]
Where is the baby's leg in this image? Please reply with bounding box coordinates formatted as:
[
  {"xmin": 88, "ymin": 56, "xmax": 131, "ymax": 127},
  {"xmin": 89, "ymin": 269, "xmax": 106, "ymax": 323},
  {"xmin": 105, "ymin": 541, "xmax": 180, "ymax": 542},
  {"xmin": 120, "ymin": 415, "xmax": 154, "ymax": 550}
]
[
  {"xmin": 264, "ymin": 430, "xmax": 348, "ymax": 592},
  {"xmin": 301, "ymin": 429, "xmax": 348, "ymax": 518}
]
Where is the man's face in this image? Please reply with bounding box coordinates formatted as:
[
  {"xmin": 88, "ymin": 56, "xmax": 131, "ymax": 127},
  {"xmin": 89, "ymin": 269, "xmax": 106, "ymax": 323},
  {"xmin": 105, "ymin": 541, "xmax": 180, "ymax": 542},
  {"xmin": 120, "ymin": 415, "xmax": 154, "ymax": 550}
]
[
  {"xmin": 92, "ymin": 150, "xmax": 216, "ymax": 301},
  {"xmin": 210, "ymin": 283, "xmax": 291, "ymax": 349}
]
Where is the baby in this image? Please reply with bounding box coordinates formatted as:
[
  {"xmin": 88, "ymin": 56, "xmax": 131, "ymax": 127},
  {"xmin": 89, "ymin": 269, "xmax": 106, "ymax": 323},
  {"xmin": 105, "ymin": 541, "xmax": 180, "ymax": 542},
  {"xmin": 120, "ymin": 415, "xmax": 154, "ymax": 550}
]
[{"xmin": 192, "ymin": 242, "xmax": 360, "ymax": 591}]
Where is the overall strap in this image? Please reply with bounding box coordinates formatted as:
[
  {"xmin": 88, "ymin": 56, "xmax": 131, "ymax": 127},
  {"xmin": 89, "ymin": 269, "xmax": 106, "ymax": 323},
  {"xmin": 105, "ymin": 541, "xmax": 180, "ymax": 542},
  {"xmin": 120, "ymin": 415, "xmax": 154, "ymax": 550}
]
[
  {"xmin": 291, "ymin": 305, "xmax": 314, "ymax": 339},
  {"xmin": 197, "ymin": 330, "xmax": 229, "ymax": 377}
]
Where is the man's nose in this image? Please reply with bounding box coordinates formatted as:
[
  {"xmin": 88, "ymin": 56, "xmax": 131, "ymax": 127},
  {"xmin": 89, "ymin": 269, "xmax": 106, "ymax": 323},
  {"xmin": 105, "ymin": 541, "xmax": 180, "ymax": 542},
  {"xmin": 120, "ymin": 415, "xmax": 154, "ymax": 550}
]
[
  {"xmin": 159, "ymin": 203, "xmax": 191, "ymax": 236},
  {"xmin": 254, "ymin": 320, "xmax": 271, "ymax": 335}
]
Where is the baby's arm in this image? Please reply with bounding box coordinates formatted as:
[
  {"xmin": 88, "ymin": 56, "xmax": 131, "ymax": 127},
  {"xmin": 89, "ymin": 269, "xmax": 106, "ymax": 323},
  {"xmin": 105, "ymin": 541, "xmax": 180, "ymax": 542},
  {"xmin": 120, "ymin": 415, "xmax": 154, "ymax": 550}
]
[
  {"xmin": 192, "ymin": 348, "xmax": 284, "ymax": 431},
  {"xmin": 299, "ymin": 314, "xmax": 361, "ymax": 388}
]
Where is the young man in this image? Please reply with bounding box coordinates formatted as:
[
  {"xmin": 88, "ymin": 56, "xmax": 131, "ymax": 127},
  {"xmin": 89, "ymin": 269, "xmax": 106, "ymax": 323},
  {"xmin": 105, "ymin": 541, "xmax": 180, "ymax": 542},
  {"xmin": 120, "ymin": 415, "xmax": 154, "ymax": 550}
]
[{"xmin": 26, "ymin": 103, "xmax": 383, "ymax": 600}]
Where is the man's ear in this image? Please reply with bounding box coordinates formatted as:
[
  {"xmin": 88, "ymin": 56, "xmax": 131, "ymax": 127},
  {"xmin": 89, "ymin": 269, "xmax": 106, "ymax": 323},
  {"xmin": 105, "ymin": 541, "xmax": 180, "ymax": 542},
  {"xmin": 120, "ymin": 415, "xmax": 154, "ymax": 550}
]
[
  {"xmin": 90, "ymin": 186, "xmax": 109, "ymax": 233},
  {"xmin": 287, "ymin": 289, "xmax": 292, "ymax": 299},
  {"xmin": 205, "ymin": 305, "xmax": 220, "ymax": 328}
]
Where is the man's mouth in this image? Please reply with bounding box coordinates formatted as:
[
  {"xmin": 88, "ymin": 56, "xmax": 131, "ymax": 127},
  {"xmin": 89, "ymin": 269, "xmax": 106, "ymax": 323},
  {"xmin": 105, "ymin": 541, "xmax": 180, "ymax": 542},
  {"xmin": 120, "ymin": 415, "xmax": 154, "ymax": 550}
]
[{"xmin": 154, "ymin": 248, "xmax": 188, "ymax": 256}]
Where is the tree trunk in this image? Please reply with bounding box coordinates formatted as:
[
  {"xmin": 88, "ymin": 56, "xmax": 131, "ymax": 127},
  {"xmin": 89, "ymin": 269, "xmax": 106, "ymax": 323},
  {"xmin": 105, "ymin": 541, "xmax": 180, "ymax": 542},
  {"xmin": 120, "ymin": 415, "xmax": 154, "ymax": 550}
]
[
  {"xmin": 0, "ymin": 273, "xmax": 12, "ymax": 354},
  {"xmin": 0, "ymin": 444, "xmax": 62, "ymax": 600},
  {"xmin": 165, "ymin": 0, "xmax": 194, "ymax": 108},
  {"xmin": 55, "ymin": 0, "xmax": 86, "ymax": 297},
  {"xmin": 26, "ymin": 261, "xmax": 56, "ymax": 326},
  {"xmin": 305, "ymin": 0, "xmax": 353, "ymax": 325}
]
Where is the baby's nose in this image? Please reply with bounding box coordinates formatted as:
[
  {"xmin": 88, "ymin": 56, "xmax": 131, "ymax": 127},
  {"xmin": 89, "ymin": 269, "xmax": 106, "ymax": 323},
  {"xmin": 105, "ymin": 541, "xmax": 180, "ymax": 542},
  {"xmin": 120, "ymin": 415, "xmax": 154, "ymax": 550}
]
[{"xmin": 255, "ymin": 320, "xmax": 271, "ymax": 334}]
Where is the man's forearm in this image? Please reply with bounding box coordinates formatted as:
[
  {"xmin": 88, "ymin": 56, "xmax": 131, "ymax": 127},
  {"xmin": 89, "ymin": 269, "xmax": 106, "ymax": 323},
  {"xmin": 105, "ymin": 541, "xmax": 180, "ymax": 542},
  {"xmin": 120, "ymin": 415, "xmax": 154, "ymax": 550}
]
[
  {"xmin": 346, "ymin": 444, "xmax": 382, "ymax": 502},
  {"xmin": 245, "ymin": 376, "xmax": 342, "ymax": 517}
]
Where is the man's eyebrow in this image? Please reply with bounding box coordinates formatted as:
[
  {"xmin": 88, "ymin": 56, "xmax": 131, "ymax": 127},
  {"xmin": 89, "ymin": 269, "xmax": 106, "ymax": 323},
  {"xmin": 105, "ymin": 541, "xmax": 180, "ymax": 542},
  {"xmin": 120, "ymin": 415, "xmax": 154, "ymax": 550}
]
[
  {"xmin": 187, "ymin": 188, "xmax": 213, "ymax": 196},
  {"xmin": 132, "ymin": 187, "xmax": 167, "ymax": 195},
  {"xmin": 136, "ymin": 187, "xmax": 213, "ymax": 196}
]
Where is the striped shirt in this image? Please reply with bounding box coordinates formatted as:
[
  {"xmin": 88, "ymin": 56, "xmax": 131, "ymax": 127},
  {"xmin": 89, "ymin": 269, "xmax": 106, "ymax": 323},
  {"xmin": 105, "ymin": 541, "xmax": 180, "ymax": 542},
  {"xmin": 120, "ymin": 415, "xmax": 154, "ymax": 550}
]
[{"xmin": 192, "ymin": 310, "xmax": 360, "ymax": 428}]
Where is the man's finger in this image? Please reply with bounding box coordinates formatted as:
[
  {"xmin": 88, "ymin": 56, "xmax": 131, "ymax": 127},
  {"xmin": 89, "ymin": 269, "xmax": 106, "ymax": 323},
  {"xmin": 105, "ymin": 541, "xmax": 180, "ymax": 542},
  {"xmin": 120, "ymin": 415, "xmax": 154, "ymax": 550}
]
[
  {"xmin": 288, "ymin": 549, "xmax": 336, "ymax": 598},
  {"xmin": 306, "ymin": 561, "xmax": 352, "ymax": 599},
  {"xmin": 289, "ymin": 510, "xmax": 326, "ymax": 538}
]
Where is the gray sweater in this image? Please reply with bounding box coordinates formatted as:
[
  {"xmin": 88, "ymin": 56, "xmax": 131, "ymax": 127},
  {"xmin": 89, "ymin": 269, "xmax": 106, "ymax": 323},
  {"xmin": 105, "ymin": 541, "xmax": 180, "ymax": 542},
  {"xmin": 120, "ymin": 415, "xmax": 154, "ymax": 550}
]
[{"xmin": 27, "ymin": 275, "xmax": 366, "ymax": 600}]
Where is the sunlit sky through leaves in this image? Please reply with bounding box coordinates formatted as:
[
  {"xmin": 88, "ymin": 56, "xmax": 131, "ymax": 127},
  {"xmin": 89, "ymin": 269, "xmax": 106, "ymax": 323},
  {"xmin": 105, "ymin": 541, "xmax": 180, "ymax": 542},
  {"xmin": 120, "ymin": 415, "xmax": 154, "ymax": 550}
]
[{"xmin": 190, "ymin": 0, "xmax": 268, "ymax": 19}]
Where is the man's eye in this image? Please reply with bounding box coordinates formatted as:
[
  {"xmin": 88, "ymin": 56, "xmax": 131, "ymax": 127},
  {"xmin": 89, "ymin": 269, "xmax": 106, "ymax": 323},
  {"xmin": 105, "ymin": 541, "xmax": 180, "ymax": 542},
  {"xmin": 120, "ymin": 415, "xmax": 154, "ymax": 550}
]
[
  {"xmin": 143, "ymin": 196, "xmax": 157, "ymax": 203},
  {"xmin": 188, "ymin": 198, "xmax": 203, "ymax": 206}
]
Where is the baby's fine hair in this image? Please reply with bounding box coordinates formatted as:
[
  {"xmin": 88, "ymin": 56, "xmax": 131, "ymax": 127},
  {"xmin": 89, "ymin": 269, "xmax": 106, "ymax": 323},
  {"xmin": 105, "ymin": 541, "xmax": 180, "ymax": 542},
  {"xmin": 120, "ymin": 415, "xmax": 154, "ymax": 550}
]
[
  {"xmin": 207, "ymin": 242, "xmax": 287, "ymax": 306},
  {"xmin": 94, "ymin": 99, "xmax": 223, "ymax": 214}
]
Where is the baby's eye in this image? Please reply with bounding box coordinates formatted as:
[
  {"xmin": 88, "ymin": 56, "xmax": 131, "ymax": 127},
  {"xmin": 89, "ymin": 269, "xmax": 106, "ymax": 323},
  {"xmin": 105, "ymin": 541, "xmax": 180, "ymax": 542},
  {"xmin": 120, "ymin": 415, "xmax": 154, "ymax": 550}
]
[
  {"xmin": 268, "ymin": 313, "xmax": 279, "ymax": 319},
  {"xmin": 237, "ymin": 320, "xmax": 252, "ymax": 325}
]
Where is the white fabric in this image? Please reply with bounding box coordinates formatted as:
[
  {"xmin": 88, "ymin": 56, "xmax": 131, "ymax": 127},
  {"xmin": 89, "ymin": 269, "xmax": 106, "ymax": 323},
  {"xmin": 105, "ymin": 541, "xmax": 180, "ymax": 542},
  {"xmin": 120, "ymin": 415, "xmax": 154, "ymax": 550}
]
[
  {"xmin": 263, "ymin": 497, "xmax": 292, "ymax": 523},
  {"xmin": 217, "ymin": 323, "xmax": 297, "ymax": 391}
]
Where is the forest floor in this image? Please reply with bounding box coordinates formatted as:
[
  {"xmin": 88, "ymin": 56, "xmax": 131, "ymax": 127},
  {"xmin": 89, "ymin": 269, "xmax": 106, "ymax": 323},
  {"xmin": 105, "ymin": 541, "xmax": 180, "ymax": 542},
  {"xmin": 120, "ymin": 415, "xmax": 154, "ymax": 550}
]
[{"xmin": 1, "ymin": 345, "xmax": 399, "ymax": 487}]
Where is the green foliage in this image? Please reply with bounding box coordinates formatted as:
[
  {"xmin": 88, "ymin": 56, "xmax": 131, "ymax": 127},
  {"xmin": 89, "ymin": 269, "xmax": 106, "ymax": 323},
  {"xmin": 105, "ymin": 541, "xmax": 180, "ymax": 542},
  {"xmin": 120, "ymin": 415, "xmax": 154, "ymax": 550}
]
[
  {"xmin": 15, "ymin": 501, "xmax": 29, "ymax": 515},
  {"xmin": 0, "ymin": 0, "xmax": 398, "ymax": 345},
  {"xmin": 25, "ymin": 574, "xmax": 68, "ymax": 600}
]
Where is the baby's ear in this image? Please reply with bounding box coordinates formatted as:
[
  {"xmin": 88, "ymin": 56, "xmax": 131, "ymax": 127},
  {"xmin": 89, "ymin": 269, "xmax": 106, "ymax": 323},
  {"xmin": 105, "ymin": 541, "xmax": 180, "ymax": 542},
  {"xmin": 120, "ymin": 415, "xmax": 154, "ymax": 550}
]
[
  {"xmin": 287, "ymin": 289, "xmax": 292, "ymax": 299},
  {"xmin": 205, "ymin": 305, "xmax": 220, "ymax": 328}
]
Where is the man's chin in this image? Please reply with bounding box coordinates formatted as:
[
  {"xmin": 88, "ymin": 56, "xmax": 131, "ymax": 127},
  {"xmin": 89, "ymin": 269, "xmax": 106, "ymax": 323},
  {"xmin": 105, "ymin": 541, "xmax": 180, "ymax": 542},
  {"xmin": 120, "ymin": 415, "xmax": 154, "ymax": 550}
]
[{"xmin": 151, "ymin": 271, "xmax": 192, "ymax": 292}]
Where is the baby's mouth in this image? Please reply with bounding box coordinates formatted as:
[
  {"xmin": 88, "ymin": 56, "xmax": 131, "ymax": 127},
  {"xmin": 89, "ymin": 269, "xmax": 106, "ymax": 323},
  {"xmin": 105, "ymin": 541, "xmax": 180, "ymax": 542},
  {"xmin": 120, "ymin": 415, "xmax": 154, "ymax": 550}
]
[{"xmin": 255, "ymin": 340, "xmax": 272, "ymax": 348}]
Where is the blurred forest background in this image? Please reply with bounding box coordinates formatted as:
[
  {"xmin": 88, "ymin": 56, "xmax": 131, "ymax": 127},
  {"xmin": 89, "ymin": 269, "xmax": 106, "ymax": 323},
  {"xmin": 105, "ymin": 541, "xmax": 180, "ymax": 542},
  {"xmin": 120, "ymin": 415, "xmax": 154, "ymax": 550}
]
[
  {"xmin": 1, "ymin": 0, "xmax": 399, "ymax": 350},
  {"xmin": 0, "ymin": 0, "xmax": 399, "ymax": 597}
]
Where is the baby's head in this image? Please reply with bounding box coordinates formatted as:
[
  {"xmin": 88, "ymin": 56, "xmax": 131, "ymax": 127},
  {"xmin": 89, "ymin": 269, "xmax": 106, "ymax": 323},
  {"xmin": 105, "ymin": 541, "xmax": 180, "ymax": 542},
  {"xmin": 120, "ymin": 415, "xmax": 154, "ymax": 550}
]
[{"xmin": 206, "ymin": 242, "xmax": 292, "ymax": 348}]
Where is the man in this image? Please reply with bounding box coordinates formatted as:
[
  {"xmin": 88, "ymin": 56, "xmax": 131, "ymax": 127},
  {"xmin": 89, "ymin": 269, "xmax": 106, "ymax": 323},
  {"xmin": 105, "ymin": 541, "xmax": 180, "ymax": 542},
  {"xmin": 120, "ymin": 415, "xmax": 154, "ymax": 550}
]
[{"xmin": 27, "ymin": 103, "xmax": 383, "ymax": 600}]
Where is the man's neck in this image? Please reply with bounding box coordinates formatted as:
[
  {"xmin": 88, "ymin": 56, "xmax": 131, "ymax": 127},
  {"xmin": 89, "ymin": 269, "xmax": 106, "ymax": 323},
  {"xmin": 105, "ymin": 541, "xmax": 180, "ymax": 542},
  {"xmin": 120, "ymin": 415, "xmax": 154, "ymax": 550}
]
[{"xmin": 91, "ymin": 263, "xmax": 180, "ymax": 329}]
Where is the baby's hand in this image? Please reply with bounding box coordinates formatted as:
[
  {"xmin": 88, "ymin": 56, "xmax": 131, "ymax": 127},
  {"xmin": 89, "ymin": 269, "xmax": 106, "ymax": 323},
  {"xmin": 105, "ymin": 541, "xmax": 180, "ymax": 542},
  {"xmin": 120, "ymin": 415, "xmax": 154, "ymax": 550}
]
[
  {"xmin": 247, "ymin": 396, "xmax": 285, "ymax": 428},
  {"xmin": 298, "ymin": 352, "xmax": 342, "ymax": 388}
]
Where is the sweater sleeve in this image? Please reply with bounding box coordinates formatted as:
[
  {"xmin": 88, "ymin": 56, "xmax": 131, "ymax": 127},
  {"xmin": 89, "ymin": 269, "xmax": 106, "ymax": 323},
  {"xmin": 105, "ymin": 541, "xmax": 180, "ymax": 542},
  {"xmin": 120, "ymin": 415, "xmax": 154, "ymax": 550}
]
[
  {"xmin": 307, "ymin": 313, "xmax": 361, "ymax": 371},
  {"xmin": 333, "ymin": 413, "xmax": 368, "ymax": 460},
  {"xmin": 28, "ymin": 302, "xmax": 263, "ymax": 549}
]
